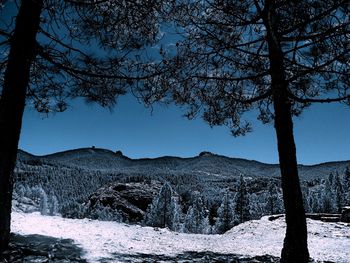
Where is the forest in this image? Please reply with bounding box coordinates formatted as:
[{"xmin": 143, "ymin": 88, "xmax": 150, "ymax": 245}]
[{"xmin": 12, "ymin": 149, "xmax": 350, "ymax": 235}]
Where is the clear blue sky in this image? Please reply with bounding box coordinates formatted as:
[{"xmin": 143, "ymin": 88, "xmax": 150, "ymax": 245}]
[
  {"xmin": 3, "ymin": 2, "xmax": 350, "ymax": 165},
  {"xmin": 19, "ymin": 95, "xmax": 350, "ymax": 165}
]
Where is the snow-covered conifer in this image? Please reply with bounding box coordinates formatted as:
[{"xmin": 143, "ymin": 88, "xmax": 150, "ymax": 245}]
[
  {"xmin": 214, "ymin": 191, "xmax": 236, "ymax": 234},
  {"xmin": 234, "ymin": 175, "xmax": 251, "ymax": 224},
  {"xmin": 266, "ymin": 182, "xmax": 284, "ymax": 215},
  {"xmin": 49, "ymin": 195, "xmax": 59, "ymax": 216},
  {"xmin": 38, "ymin": 187, "xmax": 48, "ymax": 215},
  {"xmin": 184, "ymin": 193, "xmax": 210, "ymax": 234},
  {"xmin": 334, "ymin": 172, "xmax": 344, "ymax": 213},
  {"xmin": 144, "ymin": 182, "xmax": 180, "ymax": 230},
  {"xmin": 322, "ymin": 173, "xmax": 336, "ymax": 213}
]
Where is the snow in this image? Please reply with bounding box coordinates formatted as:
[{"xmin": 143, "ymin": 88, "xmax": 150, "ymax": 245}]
[{"xmin": 11, "ymin": 212, "xmax": 350, "ymax": 263}]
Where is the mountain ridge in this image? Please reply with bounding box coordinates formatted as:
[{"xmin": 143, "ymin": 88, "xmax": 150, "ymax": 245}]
[
  {"xmin": 16, "ymin": 147, "xmax": 350, "ymax": 180},
  {"xmin": 17, "ymin": 147, "xmax": 350, "ymax": 167}
]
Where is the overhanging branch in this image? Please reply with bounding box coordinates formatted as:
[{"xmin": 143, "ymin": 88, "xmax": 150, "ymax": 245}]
[
  {"xmin": 36, "ymin": 43, "xmax": 164, "ymax": 81},
  {"xmin": 288, "ymin": 90, "xmax": 350, "ymax": 103}
]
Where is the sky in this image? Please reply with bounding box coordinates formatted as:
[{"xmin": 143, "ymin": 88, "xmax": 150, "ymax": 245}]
[
  {"xmin": 19, "ymin": 95, "xmax": 350, "ymax": 165},
  {"xmin": 3, "ymin": 2, "xmax": 350, "ymax": 165}
]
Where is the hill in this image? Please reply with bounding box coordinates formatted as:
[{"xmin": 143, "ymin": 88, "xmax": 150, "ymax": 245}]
[{"xmin": 17, "ymin": 148, "xmax": 350, "ymax": 180}]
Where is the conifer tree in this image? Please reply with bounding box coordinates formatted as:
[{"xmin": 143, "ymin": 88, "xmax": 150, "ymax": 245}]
[
  {"xmin": 214, "ymin": 191, "xmax": 236, "ymax": 234},
  {"xmin": 38, "ymin": 187, "xmax": 48, "ymax": 216},
  {"xmin": 171, "ymin": 199, "xmax": 183, "ymax": 232},
  {"xmin": 235, "ymin": 175, "xmax": 251, "ymax": 224},
  {"xmin": 344, "ymin": 167, "xmax": 350, "ymax": 204},
  {"xmin": 144, "ymin": 182, "xmax": 180, "ymax": 230},
  {"xmin": 344, "ymin": 166, "xmax": 350, "ymax": 189},
  {"xmin": 266, "ymin": 182, "xmax": 283, "ymax": 215},
  {"xmin": 184, "ymin": 193, "xmax": 211, "ymax": 234},
  {"xmin": 323, "ymin": 174, "xmax": 335, "ymax": 213},
  {"xmin": 138, "ymin": 1, "xmax": 350, "ymax": 261},
  {"xmin": 49, "ymin": 195, "xmax": 59, "ymax": 216},
  {"xmin": 333, "ymin": 172, "xmax": 344, "ymax": 213},
  {"xmin": 0, "ymin": 0, "xmax": 165, "ymax": 250}
]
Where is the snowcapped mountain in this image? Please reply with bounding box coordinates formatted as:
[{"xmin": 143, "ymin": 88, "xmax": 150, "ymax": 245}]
[{"xmin": 17, "ymin": 148, "xmax": 350, "ymax": 180}]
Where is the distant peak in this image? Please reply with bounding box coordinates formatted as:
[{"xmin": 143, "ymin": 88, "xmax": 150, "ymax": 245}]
[
  {"xmin": 198, "ymin": 151, "xmax": 215, "ymax": 157},
  {"xmin": 115, "ymin": 150, "xmax": 123, "ymax": 156}
]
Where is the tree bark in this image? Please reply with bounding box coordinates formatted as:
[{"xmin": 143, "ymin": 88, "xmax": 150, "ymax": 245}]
[
  {"xmin": 272, "ymin": 77, "xmax": 309, "ymax": 263},
  {"xmin": 263, "ymin": 2, "xmax": 309, "ymax": 262},
  {"xmin": 0, "ymin": 0, "xmax": 43, "ymax": 251}
]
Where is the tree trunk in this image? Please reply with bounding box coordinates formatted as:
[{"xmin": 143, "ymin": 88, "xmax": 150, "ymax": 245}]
[
  {"xmin": 263, "ymin": 2, "xmax": 309, "ymax": 262},
  {"xmin": 0, "ymin": 0, "xmax": 43, "ymax": 251},
  {"xmin": 273, "ymin": 81, "xmax": 309, "ymax": 263}
]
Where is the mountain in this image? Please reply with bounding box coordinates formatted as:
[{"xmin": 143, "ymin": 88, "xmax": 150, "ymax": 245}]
[
  {"xmin": 17, "ymin": 148, "xmax": 350, "ymax": 180},
  {"xmin": 13, "ymin": 148, "xmax": 350, "ymax": 228}
]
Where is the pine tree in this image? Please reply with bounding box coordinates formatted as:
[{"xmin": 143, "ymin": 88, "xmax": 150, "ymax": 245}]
[
  {"xmin": 322, "ymin": 174, "xmax": 335, "ymax": 213},
  {"xmin": 344, "ymin": 167, "xmax": 350, "ymax": 205},
  {"xmin": 144, "ymin": 182, "xmax": 180, "ymax": 230},
  {"xmin": 333, "ymin": 172, "xmax": 344, "ymax": 213},
  {"xmin": 266, "ymin": 182, "xmax": 280, "ymax": 215},
  {"xmin": 345, "ymin": 167, "xmax": 350, "ymax": 185},
  {"xmin": 171, "ymin": 199, "xmax": 183, "ymax": 232},
  {"xmin": 235, "ymin": 175, "xmax": 251, "ymax": 224},
  {"xmin": 138, "ymin": 1, "xmax": 350, "ymax": 261},
  {"xmin": 302, "ymin": 186, "xmax": 311, "ymax": 213},
  {"xmin": 184, "ymin": 193, "xmax": 210, "ymax": 234},
  {"xmin": 0, "ymin": 0, "xmax": 165, "ymax": 250},
  {"xmin": 249, "ymin": 193, "xmax": 264, "ymax": 220},
  {"xmin": 49, "ymin": 195, "xmax": 59, "ymax": 216},
  {"xmin": 314, "ymin": 191, "xmax": 324, "ymax": 213},
  {"xmin": 38, "ymin": 187, "xmax": 48, "ymax": 216},
  {"xmin": 214, "ymin": 191, "xmax": 236, "ymax": 234}
]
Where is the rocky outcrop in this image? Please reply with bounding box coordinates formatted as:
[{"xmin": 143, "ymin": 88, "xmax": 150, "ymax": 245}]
[{"xmin": 86, "ymin": 181, "xmax": 162, "ymax": 222}]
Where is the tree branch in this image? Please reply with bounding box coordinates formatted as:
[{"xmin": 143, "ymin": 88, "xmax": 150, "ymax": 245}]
[
  {"xmin": 37, "ymin": 43, "xmax": 164, "ymax": 81},
  {"xmin": 192, "ymin": 72, "xmax": 269, "ymax": 82},
  {"xmin": 64, "ymin": 0, "xmax": 110, "ymax": 6},
  {"xmin": 281, "ymin": 2, "xmax": 346, "ymax": 36},
  {"xmin": 235, "ymin": 90, "xmax": 272, "ymax": 104},
  {"xmin": 288, "ymin": 91, "xmax": 350, "ymax": 103}
]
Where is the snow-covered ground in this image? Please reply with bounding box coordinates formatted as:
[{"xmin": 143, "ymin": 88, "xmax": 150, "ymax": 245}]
[{"xmin": 11, "ymin": 212, "xmax": 350, "ymax": 263}]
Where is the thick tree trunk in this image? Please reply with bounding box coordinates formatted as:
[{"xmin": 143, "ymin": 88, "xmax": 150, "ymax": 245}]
[
  {"xmin": 263, "ymin": 2, "xmax": 309, "ymax": 262},
  {"xmin": 273, "ymin": 84, "xmax": 309, "ymax": 263},
  {"xmin": 0, "ymin": 0, "xmax": 42, "ymax": 251}
]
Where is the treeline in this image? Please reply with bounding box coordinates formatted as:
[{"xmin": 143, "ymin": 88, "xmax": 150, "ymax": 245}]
[
  {"xmin": 143, "ymin": 176, "xmax": 283, "ymax": 234},
  {"xmin": 12, "ymin": 160, "xmax": 350, "ymax": 234},
  {"xmin": 303, "ymin": 168, "xmax": 350, "ymax": 214}
]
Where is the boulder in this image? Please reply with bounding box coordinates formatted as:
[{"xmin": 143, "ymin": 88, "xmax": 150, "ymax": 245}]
[
  {"xmin": 87, "ymin": 180, "xmax": 162, "ymax": 222},
  {"xmin": 341, "ymin": 206, "xmax": 350, "ymax": 223}
]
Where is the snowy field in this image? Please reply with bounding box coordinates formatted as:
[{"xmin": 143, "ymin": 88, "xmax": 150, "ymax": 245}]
[{"xmin": 12, "ymin": 212, "xmax": 350, "ymax": 263}]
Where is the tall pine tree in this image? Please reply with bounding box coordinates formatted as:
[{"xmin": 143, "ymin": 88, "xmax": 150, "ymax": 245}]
[
  {"xmin": 138, "ymin": 1, "xmax": 350, "ymax": 261},
  {"xmin": 214, "ymin": 191, "xmax": 236, "ymax": 234},
  {"xmin": 234, "ymin": 175, "xmax": 251, "ymax": 224},
  {"xmin": 184, "ymin": 193, "xmax": 211, "ymax": 234},
  {"xmin": 144, "ymin": 182, "xmax": 181, "ymax": 230}
]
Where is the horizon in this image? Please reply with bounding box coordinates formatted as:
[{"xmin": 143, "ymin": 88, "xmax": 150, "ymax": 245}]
[
  {"xmin": 3, "ymin": 2, "xmax": 349, "ymax": 167},
  {"xmin": 18, "ymin": 145, "xmax": 350, "ymax": 166},
  {"xmin": 19, "ymin": 94, "xmax": 350, "ymax": 166}
]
